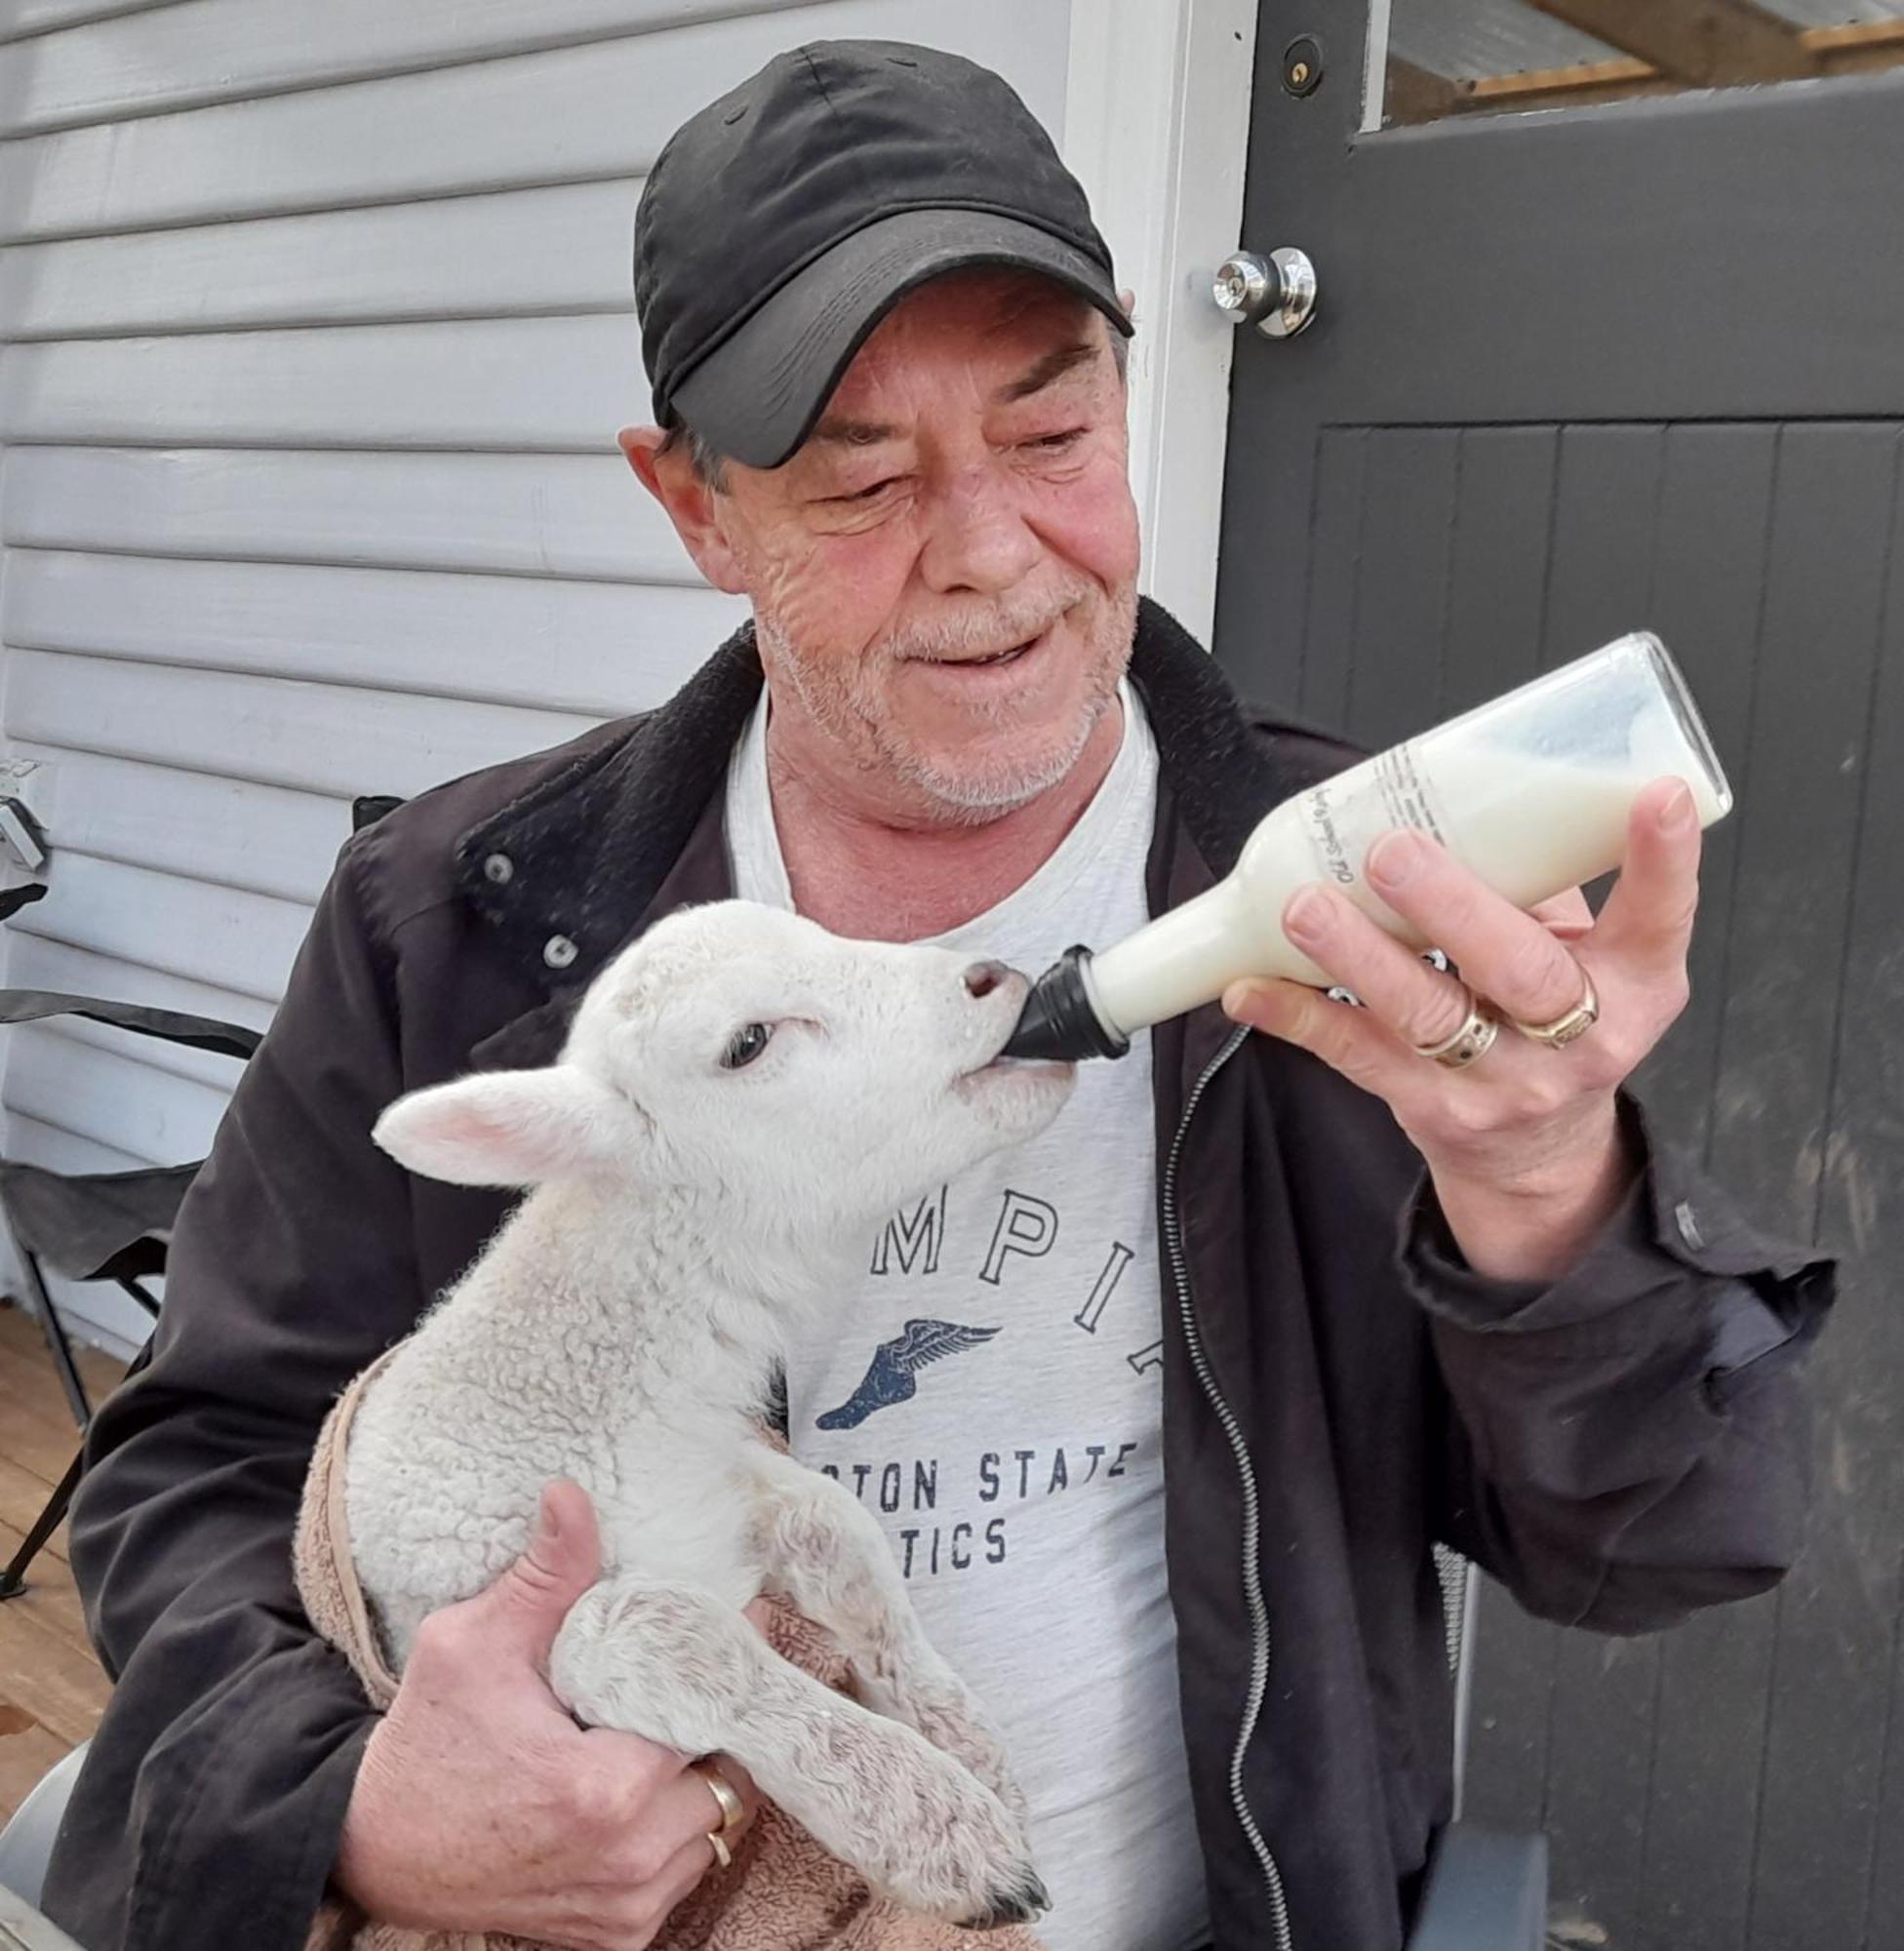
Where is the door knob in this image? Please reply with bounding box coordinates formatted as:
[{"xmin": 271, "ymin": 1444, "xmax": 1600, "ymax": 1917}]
[{"xmin": 1212, "ymin": 247, "xmax": 1318, "ymax": 338}]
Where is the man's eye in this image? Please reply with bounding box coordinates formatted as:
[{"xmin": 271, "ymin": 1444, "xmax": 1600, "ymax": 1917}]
[
  {"xmin": 720, "ymin": 1022, "xmax": 774, "ymax": 1070},
  {"xmin": 827, "ymin": 477, "xmax": 902, "ymax": 505},
  {"xmin": 1021, "ymin": 429, "xmax": 1086, "ymax": 453}
]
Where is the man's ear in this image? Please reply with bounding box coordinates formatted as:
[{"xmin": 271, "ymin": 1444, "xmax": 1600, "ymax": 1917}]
[
  {"xmin": 373, "ymin": 1066, "xmax": 637, "ymax": 1187},
  {"xmin": 616, "ymin": 425, "xmax": 749, "ymax": 595}
]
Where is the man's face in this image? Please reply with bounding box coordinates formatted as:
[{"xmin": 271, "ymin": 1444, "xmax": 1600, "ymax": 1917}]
[{"xmin": 636, "ymin": 270, "xmax": 1140, "ymax": 819}]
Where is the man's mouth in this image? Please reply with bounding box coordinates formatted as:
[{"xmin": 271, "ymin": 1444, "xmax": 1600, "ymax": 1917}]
[
  {"xmin": 915, "ymin": 622, "xmax": 1054, "ymax": 669},
  {"xmin": 959, "ymin": 638, "xmax": 1037, "ymax": 667}
]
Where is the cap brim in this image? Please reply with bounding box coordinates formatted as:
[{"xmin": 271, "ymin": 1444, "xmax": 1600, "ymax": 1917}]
[{"xmin": 666, "ymin": 207, "xmax": 1131, "ymax": 470}]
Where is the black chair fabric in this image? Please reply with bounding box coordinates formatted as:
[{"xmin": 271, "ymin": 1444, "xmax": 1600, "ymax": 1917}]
[{"xmin": 0, "ymin": 1160, "xmax": 197, "ymax": 1284}]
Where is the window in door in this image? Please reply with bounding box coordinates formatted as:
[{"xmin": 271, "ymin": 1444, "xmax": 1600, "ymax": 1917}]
[{"xmin": 1376, "ymin": 1, "xmax": 1904, "ymax": 128}]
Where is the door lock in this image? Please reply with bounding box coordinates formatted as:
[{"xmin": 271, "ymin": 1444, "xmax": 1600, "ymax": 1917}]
[{"xmin": 1212, "ymin": 247, "xmax": 1318, "ymax": 338}]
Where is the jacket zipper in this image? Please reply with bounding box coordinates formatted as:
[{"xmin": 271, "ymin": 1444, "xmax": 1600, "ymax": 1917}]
[{"xmin": 1162, "ymin": 1023, "xmax": 1294, "ymax": 1951}]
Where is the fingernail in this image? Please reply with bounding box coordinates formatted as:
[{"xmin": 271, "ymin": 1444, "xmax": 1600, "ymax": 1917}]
[
  {"xmin": 538, "ymin": 1488, "xmax": 563, "ymax": 1542},
  {"xmin": 1222, "ymin": 980, "xmax": 1261, "ymax": 1017},
  {"xmin": 1285, "ymin": 887, "xmax": 1330, "ymax": 943},
  {"xmin": 1660, "ymin": 782, "xmax": 1696, "ymax": 834},
  {"xmin": 1369, "ymin": 831, "xmax": 1423, "ymax": 889}
]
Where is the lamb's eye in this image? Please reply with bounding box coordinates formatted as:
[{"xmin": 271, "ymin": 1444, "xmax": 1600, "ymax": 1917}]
[{"xmin": 720, "ymin": 1022, "xmax": 773, "ymax": 1070}]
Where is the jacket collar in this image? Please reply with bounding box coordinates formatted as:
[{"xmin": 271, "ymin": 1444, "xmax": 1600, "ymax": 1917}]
[{"xmin": 458, "ymin": 596, "xmax": 1306, "ymax": 1069}]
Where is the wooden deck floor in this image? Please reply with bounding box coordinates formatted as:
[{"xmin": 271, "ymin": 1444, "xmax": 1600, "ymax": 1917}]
[{"xmin": 0, "ymin": 1302, "xmax": 125, "ymax": 1828}]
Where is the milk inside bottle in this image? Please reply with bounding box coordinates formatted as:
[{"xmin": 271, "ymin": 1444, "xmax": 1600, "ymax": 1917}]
[{"xmin": 1002, "ymin": 631, "xmax": 1732, "ymax": 1061}]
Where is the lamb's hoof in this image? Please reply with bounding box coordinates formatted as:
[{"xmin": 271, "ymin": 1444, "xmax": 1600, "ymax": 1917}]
[{"xmin": 957, "ymin": 1870, "xmax": 1051, "ymax": 1930}]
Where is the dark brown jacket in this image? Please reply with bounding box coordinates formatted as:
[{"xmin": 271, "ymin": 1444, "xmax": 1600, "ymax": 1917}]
[{"xmin": 45, "ymin": 600, "xmax": 1833, "ymax": 1951}]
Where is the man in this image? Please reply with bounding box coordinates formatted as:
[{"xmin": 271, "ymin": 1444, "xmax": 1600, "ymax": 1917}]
[{"xmin": 46, "ymin": 40, "xmax": 1831, "ymax": 1951}]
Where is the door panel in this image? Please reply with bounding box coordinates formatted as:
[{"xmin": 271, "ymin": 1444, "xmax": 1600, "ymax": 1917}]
[{"xmin": 1216, "ymin": 8, "xmax": 1904, "ymax": 1941}]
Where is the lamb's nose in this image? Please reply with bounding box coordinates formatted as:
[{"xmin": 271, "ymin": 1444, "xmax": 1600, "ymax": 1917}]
[{"xmin": 963, "ymin": 960, "xmax": 1012, "ymax": 999}]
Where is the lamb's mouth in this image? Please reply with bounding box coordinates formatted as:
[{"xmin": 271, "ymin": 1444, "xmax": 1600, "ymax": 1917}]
[{"xmin": 953, "ymin": 1046, "xmax": 1073, "ymax": 1096}]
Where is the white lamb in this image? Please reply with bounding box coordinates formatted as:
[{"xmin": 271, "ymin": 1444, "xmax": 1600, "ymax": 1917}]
[{"xmin": 343, "ymin": 899, "xmax": 1074, "ymax": 1926}]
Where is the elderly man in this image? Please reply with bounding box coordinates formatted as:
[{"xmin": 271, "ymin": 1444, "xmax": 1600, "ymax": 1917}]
[{"xmin": 46, "ymin": 39, "xmax": 1829, "ymax": 1951}]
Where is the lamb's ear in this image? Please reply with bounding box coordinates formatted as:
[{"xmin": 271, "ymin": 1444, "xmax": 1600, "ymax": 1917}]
[{"xmin": 372, "ymin": 1066, "xmax": 638, "ymax": 1187}]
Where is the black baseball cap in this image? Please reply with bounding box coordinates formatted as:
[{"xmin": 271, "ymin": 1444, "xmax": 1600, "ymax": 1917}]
[{"xmin": 634, "ymin": 40, "xmax": 1132, "ymax": 470}]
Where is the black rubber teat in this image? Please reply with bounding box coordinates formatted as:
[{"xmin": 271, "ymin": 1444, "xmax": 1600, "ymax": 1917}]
[{"xmin": 1000, "ymin": 945, "xmax": 1130, "ymax": 1062}]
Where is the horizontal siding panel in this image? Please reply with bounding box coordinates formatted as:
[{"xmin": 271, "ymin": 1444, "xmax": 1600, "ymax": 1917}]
[
  {"xmin": 10, "ymin": 852, "xmax": 313, "ymax": 1001},
  {"xmin": 0, "ymin": 0, "xmax": 1056, "ymax": 241},
  {"xmin": 4, "ymin": 649, "xmax": 603, "ymax": 798},
  {"xmin": 3, "ymin": 549, "xmax": 735, "ymax": 713},
  {"xmin": 0, "ymin": 316, "xmax": 636, "ymax": 450},
  {"xmin": 0, "ymin": 2, "xmax": 180, "ymax": 43},
  {"xmin": 4, "ymin": 1019, "xmax": 228, "ymax": 1159},
  {"xmin": 10, "ymin": 743, "xmax": 349, "ymax": 902},
  {"xmin": 0, "ymin": 449, "xmax": 698, "ymax": 583},
  {"xmin": 2, "ymin": 1109, "xmax": 145, "ymax": 1176},
  {"xmin": 0, "ymin": 0, "xmax": 816, "ymax": 137},
  {"xmin": 0, "ymin": 935, "xmax": 257, "ymax": 1090},
  {"xmin": 0, "ymin": 179, "xmax": 641, "ymax": 338}
]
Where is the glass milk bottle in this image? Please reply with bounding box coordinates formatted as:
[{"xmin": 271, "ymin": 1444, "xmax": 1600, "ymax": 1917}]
[{"xmin": 1003, "ymin": 632, "xmax": 1732, "ymax": 1061}]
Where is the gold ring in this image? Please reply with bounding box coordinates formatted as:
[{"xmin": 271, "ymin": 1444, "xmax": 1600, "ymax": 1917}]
[
  {"xmin": 706, "ymin": 1829, "xmax": 733, "ymax": 1871},
  {"xmin": 1512, "ymin": 970, "xmax": 1600, "ymax": 1050},
  {"xmin": 1412, "ymin": 988, "xmax": 1501, "ymax": 1070},
  {"xmin": 691, "ymin": 1757, "xmax": 746, "ymax": 1835}
]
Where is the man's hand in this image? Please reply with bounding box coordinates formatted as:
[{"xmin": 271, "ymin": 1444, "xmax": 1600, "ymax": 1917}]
[
  {"xmin": 334, "ymin": 1480, "xmax": 761, "ymax": 1951},
  {"xmin": 1223, "ymin": 776, "xmax": 1701, "ymax": 1284}
]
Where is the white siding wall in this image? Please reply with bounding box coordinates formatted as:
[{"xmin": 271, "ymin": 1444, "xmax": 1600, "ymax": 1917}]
[{"xmin": 0, "ymin": 0, "xmax": 1082, "ymax": 1353}]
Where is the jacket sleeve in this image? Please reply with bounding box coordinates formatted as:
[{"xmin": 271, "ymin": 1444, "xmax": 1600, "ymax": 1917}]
[
  {"xmin": 43, "ymin": 837, "xmax": 421, "ymax": 1951},
  {"xmin": 1413, "ymin": 1098, "xmax": 1835, "ymax": 1634}
]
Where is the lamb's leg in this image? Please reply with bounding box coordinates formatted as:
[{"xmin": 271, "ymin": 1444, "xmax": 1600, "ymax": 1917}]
[
  {"xmin": 748, "ymin": 1453, "xmax": 1030, "ymax": 1827},
  {"xmin": 548, "ymin": 1575, "xmax": 1045, "ymax": 1927}
]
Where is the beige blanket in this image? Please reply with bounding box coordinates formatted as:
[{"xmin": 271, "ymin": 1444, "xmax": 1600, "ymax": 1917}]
[{"xmin": 294, "ymin": 1354, "xmax": 1044, "ymax": 1951}]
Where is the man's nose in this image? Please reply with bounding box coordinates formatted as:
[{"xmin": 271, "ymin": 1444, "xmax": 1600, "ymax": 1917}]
[
  {"xmin": 919, "ymin": 471, "xmax": 1042, "ymax": 595},
  {"xmin": 963, "ymin": 961, "xmax": 1014, "ymax": 999}
]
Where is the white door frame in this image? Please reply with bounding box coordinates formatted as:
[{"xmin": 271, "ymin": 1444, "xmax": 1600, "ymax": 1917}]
[{"xmin": 1062, "ymin": 0, "xmax": 1261, "ymax": 648}]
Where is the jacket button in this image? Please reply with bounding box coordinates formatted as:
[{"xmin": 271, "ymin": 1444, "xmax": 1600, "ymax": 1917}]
[
  {"xmin": 543, "ymin": 934, "xmax": 579, "ymax": 971},
  {"xmin": 483, "ymin": 853, "xmax": 514, "ymax": 886}
]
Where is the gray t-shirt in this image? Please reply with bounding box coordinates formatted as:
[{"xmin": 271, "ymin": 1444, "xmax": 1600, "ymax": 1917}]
[{"xmin": 725, "ymin": 687, "xmax": 1208, "ymax": 1951}]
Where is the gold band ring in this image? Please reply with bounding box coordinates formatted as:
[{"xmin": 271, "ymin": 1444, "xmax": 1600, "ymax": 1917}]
[
  {"xmin": 1412, "ymin": 988, "xmax": 1501, "ymax": 1070},
  {"xmin": 691, "ymin": 1757, "xmax": 746, "ymax": 1836},
  {"xmin": 1512, "ymin": 970, "xmax": 1601, "ymax": 1050},
  {"xmin": 707, "ymin": 1829, "xmax": 733, "ymax": 1871}
]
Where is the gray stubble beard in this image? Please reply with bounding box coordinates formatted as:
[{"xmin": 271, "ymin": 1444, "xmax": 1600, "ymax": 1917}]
[{"xmin": 756, "ymin": 579, "xmax": 1138, "ymax": 827}]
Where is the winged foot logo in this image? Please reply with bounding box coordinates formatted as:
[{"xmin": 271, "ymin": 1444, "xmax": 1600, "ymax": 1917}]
[{"xmin": 816, "ymin": 1320, "xmax": 1002, "ymax": 1429}]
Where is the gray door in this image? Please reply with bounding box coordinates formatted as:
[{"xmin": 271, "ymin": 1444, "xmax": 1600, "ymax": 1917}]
[{"xmin": 1213, "ymin": 7, "xmax": 1904, "ymax": 1947}]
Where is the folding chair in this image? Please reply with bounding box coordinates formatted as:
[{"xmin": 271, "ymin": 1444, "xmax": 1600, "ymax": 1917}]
[
  {"xmin": 0, "ymin": 990, "xmax": 259, "ymax": 1603},
  {"xmin": 0, "ymin": 793, "xmax": 405, "ymax": 1602},
  {"xmin": 1408, "ymin": 1546, "xmax": 1549, "ymax": 1949}
]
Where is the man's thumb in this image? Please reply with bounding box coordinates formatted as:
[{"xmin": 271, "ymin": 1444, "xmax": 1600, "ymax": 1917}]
[{"xmin": 483, "ymin": 1479, "xmax": 602, "ymax": 1650}]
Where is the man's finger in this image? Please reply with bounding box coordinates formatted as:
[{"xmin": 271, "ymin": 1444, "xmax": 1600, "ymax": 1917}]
[
  {"xmin": 1364, "ymin": 833, "xmax": 1591, "ymax": 1030},
  {"xmin": 601, "ymin": 1760, "xmax": 759, "ymax": 1900},
  {"xmin": 1278, "ymin": 886, "xmax": 1476, "ymax": 1054},
  {"xmin": 477, "ymin": 1480, "xmax": 603, "ymax": 1656},
  {"xmin": 1531, "ymin": 889, "xmax": 1594, "ymax": 941},
  {"xmin": 1592, "ymin": 777, "xmax": 1702, "ymax": 973},
  {"xmin": 1223, "ymin": 975, "xmax": 1421, "ymax": 1105}
]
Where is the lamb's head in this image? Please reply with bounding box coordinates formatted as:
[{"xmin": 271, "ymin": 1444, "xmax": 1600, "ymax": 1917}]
[{"xmin": 373, "ymin": 900, "xmax": 1073, "ymax": 1251}]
